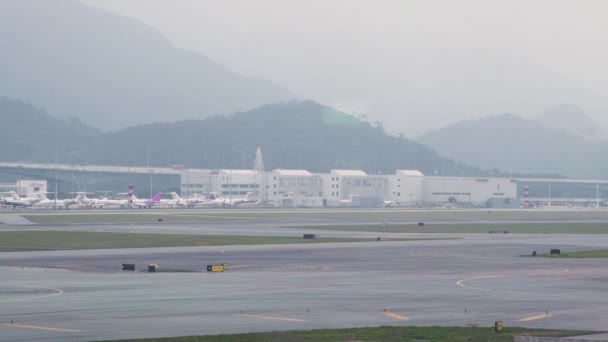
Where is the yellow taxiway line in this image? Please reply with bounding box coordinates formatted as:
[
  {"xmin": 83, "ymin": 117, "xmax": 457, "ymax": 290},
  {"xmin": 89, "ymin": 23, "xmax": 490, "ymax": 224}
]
[
  {"xmin": 383, "ymin": 311, "xmax": 409, "ymax": 321},
  {"xmin": 518, "ymin": 313, "xmax": 553, "ymax": 322},
  {"xmin": 238, "ymin": 314, "xmax": 307, "ymax": 322},
  {"xmin": 2, "ymin": 323, "xmax": 79, "ymax": 333}
]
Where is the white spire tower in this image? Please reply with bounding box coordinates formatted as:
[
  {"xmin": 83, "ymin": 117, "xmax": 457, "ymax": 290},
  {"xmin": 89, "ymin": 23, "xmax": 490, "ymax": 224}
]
[
  {"xmin": 254, "ymin": 147, "xmax": 266, "ymax": 203},
  {"xmin": 254, "ymin": 147, "xmax": 264, "ymax": 174}
]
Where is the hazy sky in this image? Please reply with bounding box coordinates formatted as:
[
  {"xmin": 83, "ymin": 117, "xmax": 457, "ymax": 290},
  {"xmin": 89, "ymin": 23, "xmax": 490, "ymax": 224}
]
[{"xmin": 84, "ymin": 0, "xmax": 608, "ymax": 136}]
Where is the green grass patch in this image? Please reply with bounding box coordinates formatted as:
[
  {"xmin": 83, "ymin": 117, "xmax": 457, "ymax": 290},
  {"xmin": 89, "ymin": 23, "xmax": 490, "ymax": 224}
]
[
  {"xmin": 533, "ymin": 249, "xmax": 608, "ymax": 258},
  {"xmin": 100, "ymin": 326, "xmax": 594, "ymax": 342},
  {"xmin": 0, "ymin": 231, "xmax": 420, "ymax": 252},
  {"xmin": 292, "ymin": 222, "xmax": 608, "ymax": 234}
]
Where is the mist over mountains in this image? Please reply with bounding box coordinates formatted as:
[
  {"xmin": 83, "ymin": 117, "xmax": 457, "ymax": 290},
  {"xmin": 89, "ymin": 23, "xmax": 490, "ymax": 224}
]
[
  {"xmin": 417, "ymin": 105, "xmax": 608, "ymax": 178},
  {"xmin": 0, "ymin": 0, "xmax": 296, "ymax": 130},
  {"xmin": 536, "ymin": 103, "xmax": 608, "ymax": 142}
]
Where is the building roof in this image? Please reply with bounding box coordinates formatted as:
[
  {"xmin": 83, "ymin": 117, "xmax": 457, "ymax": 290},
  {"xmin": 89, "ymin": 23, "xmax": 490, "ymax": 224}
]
[
  {"xmin": 397, "ymin": 170, "xmax": 424, "ymax": 177},
  {"xmin": 219, "ymin": 169, "xmax": 257, "ymax": 176},
  {"xmin": 273, "ymin": 169, "xmax": 313, "ymax": 176},
  {"xmin": 331, "ymin": 170, "xmax": 367, "ymax": 176}
]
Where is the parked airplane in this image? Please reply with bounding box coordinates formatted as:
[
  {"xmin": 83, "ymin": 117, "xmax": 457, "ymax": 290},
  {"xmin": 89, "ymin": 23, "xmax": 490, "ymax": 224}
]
[
  {"xmin": 383, "ymin": 199, "xmax": 396, "ymax": 207},
  {"xmin": 131, "ymin": 192, "xmax": 164, "ymax": 209},
  {"xmin": 165, "ymin": 192, "xmax": 200, "ymax": 208},
  {"xmin": 89, "ymin": 195, "xmax": 128, "ymax": 209},
  {"xmin": 0, "ymin": 191, "xmax": 39, "ymax": 208},
  {"xmin": 32, "ymin": 192, "xmax": 90, "ymax": 209},
  {"xmin": 211, "ymin": 192, "xmax": 257, "ymax": 206}
]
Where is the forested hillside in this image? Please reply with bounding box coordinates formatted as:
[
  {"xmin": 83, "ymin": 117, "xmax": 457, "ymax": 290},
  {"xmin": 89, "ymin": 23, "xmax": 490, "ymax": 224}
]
[{"xmin": 1, "ymin": 98, "xmax": 478, "ymax": 176}]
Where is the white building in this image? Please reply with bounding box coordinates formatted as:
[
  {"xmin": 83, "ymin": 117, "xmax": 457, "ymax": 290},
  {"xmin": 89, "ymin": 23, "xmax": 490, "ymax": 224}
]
[
  {"xmin": 0, "ymin": 180, "xmax": 47, "ymax": 197},
  {"xmin": 178, "ymin": 168, "xmax": 517, "ymax": 208},
  {"xmin": 216, "ymin": 169, "xmax": 260, "ymax": 197},
  {"xmin": 269, "ymin": 169, "xmax": 323, "ymax": 207},
  {"xmin": 323, "ymin": 170, "xmax": 387, "ymax": 207},
  {"xmin": 180, "ymin": 169, "xmax": 215, "ymax": 195},
  {"xmin": 421, "ymin": 176, "xmax": 518, "ymax": 207},
  {"xmin": 180, "ymin": 169, "xmax": 261, "ymax": 198},
  {"xmin": 387, "ymin": 170, "xmax": 424, "ymax": 206}
]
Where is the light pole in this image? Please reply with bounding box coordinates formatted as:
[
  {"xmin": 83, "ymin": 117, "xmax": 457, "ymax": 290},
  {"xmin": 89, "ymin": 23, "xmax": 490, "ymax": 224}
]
[
  {"xmin": 54, "ymin": 143, "xmax": 59, "ymax": 210},
  {"xmin": 596, "ymin": 173, "xmax": 600, "ymax": 208},
  {"xmin": 147, "ymin": 144, "xmax": 152, "ymax": 198},
  {"xmin": 548, "ymin": 180, "xmax": 552, "ymax": 208},
  {"xmin": 186, "ymin": 166, "xmax": 189, "ymax": 208}
]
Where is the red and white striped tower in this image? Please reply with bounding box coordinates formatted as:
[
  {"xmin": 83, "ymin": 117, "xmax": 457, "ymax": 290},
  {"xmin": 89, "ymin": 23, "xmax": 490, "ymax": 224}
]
[
  {"xmin": 128, "ymin": 184, "xmax": 135, "ymax": 208},
  {"xmin": 524, "ymin": 185, "xmax": 529, "ymax": 208}
]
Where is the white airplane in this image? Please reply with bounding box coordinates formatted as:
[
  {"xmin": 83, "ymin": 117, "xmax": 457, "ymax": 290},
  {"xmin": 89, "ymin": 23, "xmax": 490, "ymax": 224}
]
[
  {"xmin": 338, "ymin": 195, "xmax": 356, "ymax": 206},
  {"xmin": 89, "ymin": 195, "xmax": 128, "ymax": 209},
  {"xmin": 211, "ymin": 192, "xmax": 257, "ymax": 206},
  {"xmin": 130, "ymin": 192, "xmax": 164, "ymax": 209},
  {"xmin": 0, "ymin": 191, "xmax": 39, "ymax": 208},
  {"xmin": 164, "ymin": 192, "xmax": 200, "ymax": 208},
  {"xmin": 31, "ymin": 192, "xmax": 90, "ymax": 209},
  {"xmin": 383, "ymin": 199, "xmax": 396, "ymax": 207}
]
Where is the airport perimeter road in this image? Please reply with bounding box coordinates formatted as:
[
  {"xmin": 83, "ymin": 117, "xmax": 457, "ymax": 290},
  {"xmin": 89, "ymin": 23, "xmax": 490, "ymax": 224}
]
[{"xmin": 1, "ymin": 235, "xmax": 608, "ymax": 341}]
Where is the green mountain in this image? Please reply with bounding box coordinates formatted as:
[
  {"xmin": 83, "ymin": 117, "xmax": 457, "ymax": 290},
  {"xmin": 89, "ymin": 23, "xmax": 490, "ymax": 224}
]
[
  {"xmin": 417, "ymin": 113, "xmax": 608, "ymax": 178},
  {"xmin": 0, "ymin": 98, "xmax": 478, "ymax": 176},
  {"xmin": 0, "ymin": 0, "xmax": 296, "ymax": 130}
]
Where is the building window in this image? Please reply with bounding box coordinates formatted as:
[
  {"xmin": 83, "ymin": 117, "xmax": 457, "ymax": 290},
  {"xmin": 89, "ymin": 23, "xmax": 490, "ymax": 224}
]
[
  {"xmin": 336, "ymin": 185, "xmax": 339, "ymax": 188},
  {"xmin": 336, "ymin": 177, "xmax": 339, "ymax": 181},
  {"xmin": 331, "ymin": 177, "xmax": 334, "ymax": 181},
  {"xmin": 332, "ymin": 185, "xmax": 334, "ymax": 188},
  {"xmin": 398, "ymin": 192, "xmax": 401, "ymax": 196},
  {"xmin": 336, "ymin": 192, "xmax": 339, "ymax": 196},
  {"xmin": 332, "ymin": 192, "xmax": 334, "ymax": 196},
  {"xmin": 274, "ymin": 192, "xmax": 276, "ymax": 195}
]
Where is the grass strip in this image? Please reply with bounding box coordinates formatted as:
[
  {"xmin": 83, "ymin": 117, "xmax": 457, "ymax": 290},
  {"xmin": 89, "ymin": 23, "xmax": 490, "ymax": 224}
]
[
  {"xmin": 0, "ymin": 231, "xmax": 420, "ymax": 252},
  {"xmin": 530, "ymin": 249, "xmax": 608, "ymax": 258},
  {"xmin": 291, "ymin": 222, "xmax": 608, "ymax": 234},
  {"xmin": 99, "ymin": 326, "xmax": 595, "ymax": 342}
]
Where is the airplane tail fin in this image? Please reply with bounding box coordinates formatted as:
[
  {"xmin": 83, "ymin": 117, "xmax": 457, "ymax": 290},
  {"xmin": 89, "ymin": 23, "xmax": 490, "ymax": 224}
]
[{"xmin": 152, "ymin": 192, "xmax": 163, "ymax": 202}]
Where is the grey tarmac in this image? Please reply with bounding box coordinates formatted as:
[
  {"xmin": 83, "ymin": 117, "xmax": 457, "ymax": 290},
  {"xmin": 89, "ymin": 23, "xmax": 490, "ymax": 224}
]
[{"xmin": 1, "ymin": 234, "xmax": 608, "ymax": 341}]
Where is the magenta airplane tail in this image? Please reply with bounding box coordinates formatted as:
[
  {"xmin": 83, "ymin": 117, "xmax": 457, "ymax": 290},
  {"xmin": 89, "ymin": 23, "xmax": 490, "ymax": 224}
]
[{"xmin": 151, "ymin": 192, "xmax": 164, "ymax": 202}]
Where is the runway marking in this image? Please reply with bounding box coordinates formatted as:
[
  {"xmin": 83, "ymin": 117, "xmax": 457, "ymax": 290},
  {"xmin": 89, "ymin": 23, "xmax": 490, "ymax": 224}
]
[
  {"xmin": 383, "ymin": 311, "xmax": 409, "ymax": 321},
  {"xmin": 0, "ymin": 285, "xmax": 64, "ymax": 303},
  {"xmin": 518, "ymin": 313, "xmax": 553, "ymax": 322},
  {"xmin": 456, "ymin": 268, "xmax": 570, "ymax": 292},
  {"xmin": 2, "ymin": 323, "xmax": 79, "ymax": 333},
  {"xmin": 237, "ymin": 314, "xmax": 307, "ymax": 322}
]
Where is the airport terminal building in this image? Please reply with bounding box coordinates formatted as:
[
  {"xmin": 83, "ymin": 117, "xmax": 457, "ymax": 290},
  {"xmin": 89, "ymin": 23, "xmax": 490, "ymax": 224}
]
[{"xmin": 180, "ymin": 168, "xmax": 518, "ymax": 208}]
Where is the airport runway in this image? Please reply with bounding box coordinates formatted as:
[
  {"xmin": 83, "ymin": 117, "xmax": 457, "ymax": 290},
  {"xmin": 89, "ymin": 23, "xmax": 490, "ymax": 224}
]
[{"xmin": 1, "ymin": 233, "xmax": 608, "ymax": 341}]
